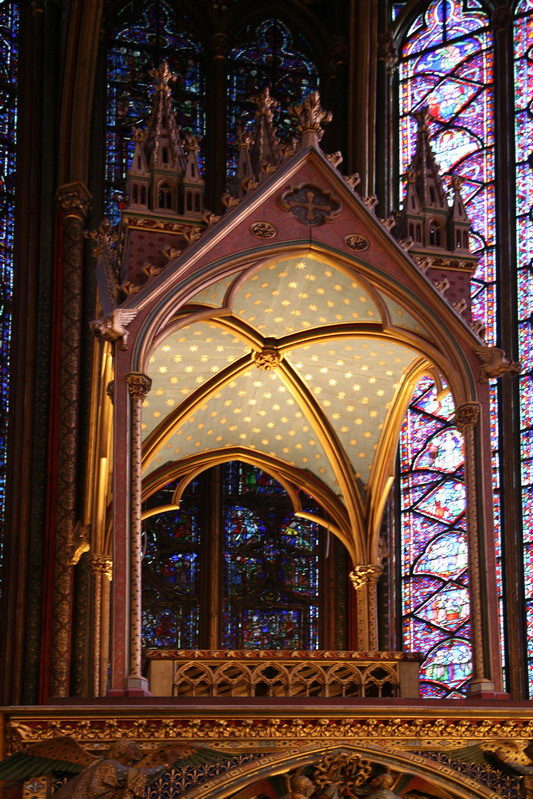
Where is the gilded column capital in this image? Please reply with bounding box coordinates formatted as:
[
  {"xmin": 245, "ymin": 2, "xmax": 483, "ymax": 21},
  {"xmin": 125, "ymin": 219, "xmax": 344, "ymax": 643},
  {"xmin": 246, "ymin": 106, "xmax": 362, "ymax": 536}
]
[
  {"xmin": 126, "ymin": 372, "xmax": 152, "ymax": 399},
  {"xmin": 455, "ymin": 402, "xmax": 481, "ymax": 430},
  {"xmin": 56, "ymin": 181, "xmax": 92, "ymax": 221},
  {"xmin": 349, "ymin": 564, "xmax": 383, "ymax": 590},
  {"xmin": 90, "ymin": 555, "xmax": 113, "ymax": 580}
]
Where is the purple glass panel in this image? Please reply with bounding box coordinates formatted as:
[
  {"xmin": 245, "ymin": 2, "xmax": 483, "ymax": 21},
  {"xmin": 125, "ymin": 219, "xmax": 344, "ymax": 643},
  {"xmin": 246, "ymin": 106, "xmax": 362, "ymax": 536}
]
[
  {"xmin": 0, "ymin": 2, "xmax": 18, "ymax": 594},
  {"xmin": 515, "ymin": 5, "xmax": 533, "ymax": 693}
]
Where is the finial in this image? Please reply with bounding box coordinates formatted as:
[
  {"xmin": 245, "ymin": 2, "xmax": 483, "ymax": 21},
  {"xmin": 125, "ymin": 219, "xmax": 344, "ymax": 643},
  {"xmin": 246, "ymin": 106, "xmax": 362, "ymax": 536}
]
[
  {"xmin": 133, "ymin": 128, "xmax": 147, "ymax": 144},
  {"xmin": 183, "ymin": 132, "xmax": 200, "ymax": 153},
  {"xmin": 412, "ymin": 105, "xmax": 432, "ymax": 131},
  {"xmin": 451, "ymin": 175, "xmax": 464, "ymax": 192},
  {"xmin": 289, "ymin": 90, "xmax": 332, "ymax": 148},
  {"xmin": 251, "ymin": 86, "xmax": 278, "ymax": 122},
  {"xmin": 149, "ymin": 61, "xmax": 176, "ymax": 94}
]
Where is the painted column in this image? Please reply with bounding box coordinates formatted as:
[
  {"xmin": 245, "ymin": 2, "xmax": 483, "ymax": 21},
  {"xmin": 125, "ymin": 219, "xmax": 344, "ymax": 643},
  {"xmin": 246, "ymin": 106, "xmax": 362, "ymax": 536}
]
[
  {"xmin": 50, "ymin": 182, "xmax": 91, "ymax": 698},
  {"xmin": 125, "ymin": 371, "xmax": 152, "ymax": 694},
  {"xmin": 89, "ymin": 554, "xmax": 112, "ymax": 697},
  {"xmin": 350, "ymin": 564, "xmax": 382, "ymax": 650},
  {"xmin": 455, "ymin": 401, "xmax": 494, "ymax": 694}
]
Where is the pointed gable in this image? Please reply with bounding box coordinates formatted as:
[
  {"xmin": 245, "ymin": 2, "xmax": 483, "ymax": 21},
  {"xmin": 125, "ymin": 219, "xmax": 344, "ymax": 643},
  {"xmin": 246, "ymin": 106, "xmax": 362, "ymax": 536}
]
[{"xmin": 104, "ymin": 88, "xmax": 485, "ymax": 560}]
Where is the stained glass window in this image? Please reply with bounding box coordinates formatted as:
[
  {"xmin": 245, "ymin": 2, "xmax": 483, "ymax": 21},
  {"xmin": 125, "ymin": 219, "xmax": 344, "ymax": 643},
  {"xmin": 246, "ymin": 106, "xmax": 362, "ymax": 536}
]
[
  {"xmin": 107, "ymin": 0, "xmax": 204, "ymax": 224},
  {"xmin": 400, "ymin": 378, "xmax": 471, "ymax": 697},
  {"xmin": 514, "ymin": 1, "xmax": 533, "ymax": 692},
  {"xmin": 142, "ymin": 479, "xmax": 201, "ymax": 648},
  {"xmin": 142, "ymin": 463, "xmax": 322, "ymax": 650},
  {"xmin": 399, "ymin": 0, "xmax": 495, "ymax": 341},
  {"xmin": 227, "ymin": 18, "xmax": 319, "ymax": 173},
  {"xmin": 222, "ymin": 463, "xmax": 320, "ymax": 649},
  {"xmin": 0, "ymin": 2, "xmax": 18, "ymax": 593},
  {"xmin": 397, "ymin": 0, "xmax": 503, "ymax": 693}
]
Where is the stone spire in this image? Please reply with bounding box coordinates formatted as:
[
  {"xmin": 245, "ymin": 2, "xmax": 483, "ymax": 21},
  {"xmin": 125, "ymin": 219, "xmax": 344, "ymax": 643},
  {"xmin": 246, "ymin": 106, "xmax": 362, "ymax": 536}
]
[
  {"xmin": 289, "ymin": 90, "xmax": 332, "ymax": 149},
  {"xmin": 397, "ymin": 107, "xmax": 454, "ymax": 250},
  {"xmin": 144, "ymin": 61, "xmax": 186, "ymax": 172},
  {"xmin": 125, "ymin": 61, "xmax": 208, "ymax": 217},
  {"xmin": 394, "ymin": 107, "xmax": 478, "ymax": 324},
  {"xmin": 249, "ymin": 87, "xmax": 280, "ymax": 177},
  {"xmin": 409, "ymin": 107, "xmax": 448, "ymax": 210}
]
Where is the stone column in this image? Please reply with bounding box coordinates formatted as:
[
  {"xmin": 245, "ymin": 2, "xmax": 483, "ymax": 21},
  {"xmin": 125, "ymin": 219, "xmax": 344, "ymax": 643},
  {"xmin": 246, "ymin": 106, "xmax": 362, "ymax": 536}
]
[
  {"xmin": 455, "ymin": 402, "xmax": 493, "ymax": 694},
  {"xmin": 350, "ymin": 564, "xmax": 383, "ymax": 650},
  {"xmin": 125, "ymin": 372, "xmax": 152, "ymax": 694},
  {"xmin": 50, "ymin": 182, "xmax": 91, "ymax": 698},
  {"xmin": 89, "ymin": 554, "xmax": 112, "ymax": 697}
]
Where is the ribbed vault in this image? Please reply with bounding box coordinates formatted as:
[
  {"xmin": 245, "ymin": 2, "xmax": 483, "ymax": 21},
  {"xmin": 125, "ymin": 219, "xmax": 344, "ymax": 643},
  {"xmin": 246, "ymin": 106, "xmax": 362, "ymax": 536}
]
[{"xmin": 141, "ymin": 252, "xmax": 451, "ymax": 562}]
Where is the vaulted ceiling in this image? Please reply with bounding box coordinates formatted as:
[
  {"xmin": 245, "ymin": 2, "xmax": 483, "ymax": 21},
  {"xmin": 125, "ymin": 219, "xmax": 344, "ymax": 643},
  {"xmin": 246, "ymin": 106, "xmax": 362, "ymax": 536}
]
[{"xmin": 141, "ymin": 251, "xmax": 437, "ymax": 555}]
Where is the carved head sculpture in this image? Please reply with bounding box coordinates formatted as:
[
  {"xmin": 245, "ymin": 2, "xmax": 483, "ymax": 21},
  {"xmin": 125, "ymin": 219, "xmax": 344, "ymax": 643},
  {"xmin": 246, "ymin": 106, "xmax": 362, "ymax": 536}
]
[
  {"xmin": 369, "ymin": 774, "xmax": 393, "ymax": 790},
  {"xmin": 291, "ymin": 775, "xmax": 315, "ymax": 798}
]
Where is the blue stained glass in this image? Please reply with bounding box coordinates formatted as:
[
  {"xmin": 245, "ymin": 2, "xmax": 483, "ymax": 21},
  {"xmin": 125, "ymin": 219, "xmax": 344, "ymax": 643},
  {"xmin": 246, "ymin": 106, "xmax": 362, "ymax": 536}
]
[
  {"xmin": 415, "ymin": 585, "xmax": 470, "ymax": 632},
  {"xmin": 422, "ymin": 639, "xmax": 472, "ymax": 691},
  {"xmin": 107, "ymin": 1, "xmax": 204, "ymax": 224},
  {"xmin": 227, "ymin": 18, "xmax": 318, "ymax": 174},
  {"xmin": 222, "ymin": 464, "xmax": 320, "ymax": 649},
  {"xmin": 413, "ymin": 480, "xmax": 466, "ymax": 523},
  {"xmin": 142, "ymin": 500, "xmax": 201, "ymax": 648},
  {"xmin": 400, "ymin": 0, "xmax": 495, "ymax": 342},
  {"xmin": 414, "ymin": 428, "xmax": 464, "ymax": 472},
  {"xmin": 0, "ymin": 1, "xmax": 18, "ymax": 599}
]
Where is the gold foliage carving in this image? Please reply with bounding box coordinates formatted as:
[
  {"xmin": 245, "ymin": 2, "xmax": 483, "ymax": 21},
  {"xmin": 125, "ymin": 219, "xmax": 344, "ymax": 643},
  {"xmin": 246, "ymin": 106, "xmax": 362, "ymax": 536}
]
[{"xmin": 10, "ymin": 715, "xmax": 533, "ymax": 747}]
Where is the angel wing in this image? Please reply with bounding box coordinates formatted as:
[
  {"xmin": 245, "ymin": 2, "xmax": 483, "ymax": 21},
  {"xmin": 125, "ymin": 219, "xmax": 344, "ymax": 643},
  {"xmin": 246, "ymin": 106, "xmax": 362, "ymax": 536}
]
[
  {"xmin": 138, "ymin": 742, "xmax": 236, "ymax": 769},
  {"xmin": 0, "ymin": 736, "xmax": 97, "ymax": 783}
]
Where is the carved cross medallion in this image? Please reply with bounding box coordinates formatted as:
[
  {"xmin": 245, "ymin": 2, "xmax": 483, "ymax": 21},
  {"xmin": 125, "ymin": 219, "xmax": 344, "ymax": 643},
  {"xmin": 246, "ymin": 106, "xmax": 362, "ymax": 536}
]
[{"xmin": 279, "ymin": 183, "xmax": 342, "ymax": 226}]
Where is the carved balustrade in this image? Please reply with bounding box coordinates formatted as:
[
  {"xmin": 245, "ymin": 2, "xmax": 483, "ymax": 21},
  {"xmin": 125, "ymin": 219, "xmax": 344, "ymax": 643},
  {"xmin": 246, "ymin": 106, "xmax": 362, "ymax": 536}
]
[{"xmin": 146, "ymin": 650, "xmax": 421, "ymax": 698}]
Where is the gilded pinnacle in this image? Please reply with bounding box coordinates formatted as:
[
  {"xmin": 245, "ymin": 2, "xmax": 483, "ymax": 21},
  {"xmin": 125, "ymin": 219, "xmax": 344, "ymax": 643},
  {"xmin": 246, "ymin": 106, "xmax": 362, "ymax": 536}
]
[
  {"xmin": 251, "ymin": 86, "xmax": 278, "ymax": 122},
  {"xmin": 289, "ymin": 90, "xmax": 332, "ymax": 142},
  {"xmin": 149, "ymin": 60, "xmax": 177, "ymax": 94}
]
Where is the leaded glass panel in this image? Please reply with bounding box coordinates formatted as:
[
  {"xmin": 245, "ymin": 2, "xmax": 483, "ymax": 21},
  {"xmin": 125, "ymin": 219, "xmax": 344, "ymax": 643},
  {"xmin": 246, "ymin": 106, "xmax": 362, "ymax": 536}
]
[
  {"xmin": 514, "ymin": 3, "xmax": 533, "ymax": 695},
  {"xmin": 0, "ymin": 1, "xmax": 18, "ymax": 595},
  {"xmin": 227, "ymin": 18, "xmax": 318, "ymax": 174},
  {"xmin": 107, "ymin": 0, "xmax": 204, "ymax": 224},
  {"xmin": 400, "ymin": 377, "xmax": 471, "ymax": 697}
]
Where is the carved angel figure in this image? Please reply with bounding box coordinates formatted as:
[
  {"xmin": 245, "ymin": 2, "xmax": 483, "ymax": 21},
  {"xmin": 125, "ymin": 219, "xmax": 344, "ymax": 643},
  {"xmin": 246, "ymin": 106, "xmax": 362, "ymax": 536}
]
[
  {"xmin": 365, "ymin": 774, "xmax": 401, "ymax": 799},
  {"xmin": 474, "ymin": 345, "xmax": 521, "ymax": 383},
  {"xmin": 0, "ymin": 735, "xmax": 235, "ymax": 799},
  {"xmin": 54, "ymin": 739, "xmax": 167, "ymax": 799},
  {"xmin": 90, "ymin": 309, "xmax": 138, "ymax": 350}
]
